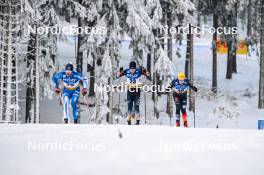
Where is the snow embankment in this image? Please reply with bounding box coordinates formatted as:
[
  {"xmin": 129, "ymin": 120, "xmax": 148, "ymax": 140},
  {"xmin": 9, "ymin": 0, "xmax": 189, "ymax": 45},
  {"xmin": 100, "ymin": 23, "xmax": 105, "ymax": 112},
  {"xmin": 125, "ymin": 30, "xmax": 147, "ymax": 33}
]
[{"xmin": 0, "ymin": 124, "xmax": 263, "ymax": 175}]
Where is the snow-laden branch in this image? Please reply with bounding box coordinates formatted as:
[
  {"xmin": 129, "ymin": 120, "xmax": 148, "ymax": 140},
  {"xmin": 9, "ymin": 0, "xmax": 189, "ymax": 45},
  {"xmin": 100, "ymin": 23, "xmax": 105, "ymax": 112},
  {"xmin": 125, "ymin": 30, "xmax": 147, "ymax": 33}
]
[{"xmin": 155, "ymin": 47, "xmax": 174, "ymax": 77}]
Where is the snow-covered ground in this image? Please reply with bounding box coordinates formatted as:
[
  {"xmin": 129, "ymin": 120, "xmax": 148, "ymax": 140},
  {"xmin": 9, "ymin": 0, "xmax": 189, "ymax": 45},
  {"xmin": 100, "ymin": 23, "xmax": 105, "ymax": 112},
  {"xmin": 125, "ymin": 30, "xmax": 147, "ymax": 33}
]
[{"xmin": 0, "ymin": 124, "xmax": 263, "ymax": 175}]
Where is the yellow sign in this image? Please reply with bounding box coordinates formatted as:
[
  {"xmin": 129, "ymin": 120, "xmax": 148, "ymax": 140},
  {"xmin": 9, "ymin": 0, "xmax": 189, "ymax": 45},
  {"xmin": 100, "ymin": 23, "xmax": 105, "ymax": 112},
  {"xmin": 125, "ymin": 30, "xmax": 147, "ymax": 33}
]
[
  {"xmin": 237, "ymin": 40, "xmax": 248, "ymax": 55},
  {"xmin": 216, "ymin": 39, "xmax": 248, "ymax": 55}
]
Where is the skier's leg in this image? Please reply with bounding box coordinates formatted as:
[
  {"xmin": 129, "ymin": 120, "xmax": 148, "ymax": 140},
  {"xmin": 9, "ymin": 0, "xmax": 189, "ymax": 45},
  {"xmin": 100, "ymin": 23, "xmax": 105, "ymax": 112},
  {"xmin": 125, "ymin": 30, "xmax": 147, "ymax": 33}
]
[
  {"xmin": 181, "ymin": 96, "xmax": 188, "ymax": 128},
  {"xmin": 127, "ymin": 93, "xmax": 133, "ymax": 125},
  {"xmin": 134, "ymin": 93, "xmax": 141, "ymax": 125},
  {"xmin": 71, "ymin": 91, "xmax": 80, "ymax": 124},
  {"xmin": 174, "ymin": 94, "xmax": 181, "ymax": 127},
  {"xmin": 63, "ymin": 92, "xmax": 70, "ymax": 123}
]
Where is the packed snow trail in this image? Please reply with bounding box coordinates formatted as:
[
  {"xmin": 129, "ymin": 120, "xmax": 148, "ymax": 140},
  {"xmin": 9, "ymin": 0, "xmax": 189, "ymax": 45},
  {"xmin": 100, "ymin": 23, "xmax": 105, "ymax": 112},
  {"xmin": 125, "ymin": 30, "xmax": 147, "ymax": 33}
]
[{"xmin": 0, "ymin": 124, "xmax": 263, "ymax": 175}]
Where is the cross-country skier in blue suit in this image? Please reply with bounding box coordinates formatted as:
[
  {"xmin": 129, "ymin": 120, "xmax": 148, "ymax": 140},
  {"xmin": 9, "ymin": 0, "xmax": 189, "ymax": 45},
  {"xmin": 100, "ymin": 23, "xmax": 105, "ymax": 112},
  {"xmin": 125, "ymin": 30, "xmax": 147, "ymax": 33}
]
[
  {"xmin": 168, "ymin": 72, "xmax": 198, "ymax": 127},
  {"xmin": 117, "ymin": 61, "xmax": 150, "ymax": 125},
  {"xmin": 52, "ymin": 62, "xmax": 88, "ymax": 124}
]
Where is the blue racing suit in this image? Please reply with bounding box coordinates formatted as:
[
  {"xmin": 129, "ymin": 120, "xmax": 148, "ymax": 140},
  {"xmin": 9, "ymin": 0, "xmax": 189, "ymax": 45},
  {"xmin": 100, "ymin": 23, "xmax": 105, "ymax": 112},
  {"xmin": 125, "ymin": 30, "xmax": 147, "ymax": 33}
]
[
  {"xmin": 52, "ymin": 70, "xmax": 88, "ymax": 121},
  {"xmin": 121, "ymin": 68, "xmax": 143, "ymax": 115},
  {"xmin": 170, "ymin": 78, "xmax": 197, "ymax": 122}
]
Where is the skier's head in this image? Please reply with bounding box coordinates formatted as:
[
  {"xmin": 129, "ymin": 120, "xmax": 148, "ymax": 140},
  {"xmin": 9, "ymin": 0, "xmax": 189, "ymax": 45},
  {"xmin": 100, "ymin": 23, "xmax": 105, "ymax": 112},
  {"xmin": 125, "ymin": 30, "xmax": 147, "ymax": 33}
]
[
  {"xmin": 65, "ymin": 62, "xmax": 73, "ymax": 76},
  {"xmin": 178, "ymin": 72, "xmax": 185, "ymax": 81},
  {"xmin": 129, "ymin": 61, "xmax": 136, "ymax": 73}
]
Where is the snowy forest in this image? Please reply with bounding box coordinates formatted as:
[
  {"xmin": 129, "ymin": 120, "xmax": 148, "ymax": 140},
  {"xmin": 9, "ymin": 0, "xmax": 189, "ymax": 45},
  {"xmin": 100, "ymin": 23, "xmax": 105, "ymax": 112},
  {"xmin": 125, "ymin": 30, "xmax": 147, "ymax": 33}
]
[
  {"xmin": 1, "ymin": 1, "xmax": 264, "ymax": 174},
  {"xmin": 0, "ymin": 0, "xmax": 264, "ymax": 128}
]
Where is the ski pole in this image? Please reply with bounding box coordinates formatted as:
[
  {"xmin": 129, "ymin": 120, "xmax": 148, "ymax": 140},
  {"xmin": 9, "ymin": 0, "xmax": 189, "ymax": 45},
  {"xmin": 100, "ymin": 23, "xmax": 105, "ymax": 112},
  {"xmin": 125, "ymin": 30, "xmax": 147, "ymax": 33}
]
[
  {"xmin": 144, "ymin": 92, "xmax": 147, "ymax": 124},
  {"xmin": 83, "ymin": 95, "xmax": 93, "ymax": 124},
  {"xmin": 83, "ymin": 95, "xmax": 92, "ymax": 113},
  {"xmin": 194, "ymin": 110, "xmax": 196, "ymax": 128},
  {"xmin": 118, "ymin": 93, "xmax": 120, "ymax": 114},
  {"xmin": 169, "ymin": 114, "xmax": 172, "ymax": 126},
  {"xmin": 193, "ymin": 93, "xmax": 196, "ymax": 128},
  {"xmin": 59, "ymin": 92, "xmax": 63, "ymax": 106}
]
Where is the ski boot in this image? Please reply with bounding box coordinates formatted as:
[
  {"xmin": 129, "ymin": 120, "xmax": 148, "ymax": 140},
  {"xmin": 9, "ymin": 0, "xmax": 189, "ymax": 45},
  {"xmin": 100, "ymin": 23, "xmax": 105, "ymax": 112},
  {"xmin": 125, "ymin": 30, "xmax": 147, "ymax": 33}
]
[
  {"xmin": 182, "ymin": 113, "xmax": 188, "ymax": 128},
  {"xmin": 74, "ymin": 119, "xmax": 78, "ymax": 124},
  {"xmin": 64, "ymin": 118, "xmax": 68, "ymax": 124},
  {"xmin": 127, "ymin": 114, "xmax": 132, "ymax": 125},
  {"xmin": 176, "ymin": 120, "xmax": 180, "ymax": 127},
  {"xmin": 183, "ymin": 121, "xmax": 188, "ymax": 127},
  {"xmin": 136, "ymin": 120, "xmax": 140, "ymax": 125}
]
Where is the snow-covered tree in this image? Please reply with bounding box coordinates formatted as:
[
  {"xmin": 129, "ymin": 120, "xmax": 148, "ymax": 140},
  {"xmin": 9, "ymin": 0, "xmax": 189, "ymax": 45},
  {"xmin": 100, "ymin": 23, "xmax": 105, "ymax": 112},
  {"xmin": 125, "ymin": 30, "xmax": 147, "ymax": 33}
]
[{"xmin": 0, "ymin": 0, "xmax": 37, "ymax": 122}]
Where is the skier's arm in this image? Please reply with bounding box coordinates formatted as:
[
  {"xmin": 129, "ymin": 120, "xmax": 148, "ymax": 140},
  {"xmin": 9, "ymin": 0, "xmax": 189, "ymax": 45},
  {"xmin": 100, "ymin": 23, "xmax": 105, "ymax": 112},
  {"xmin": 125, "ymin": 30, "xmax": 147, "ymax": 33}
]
[
  {"xmin": 140, "ymin": 66, "xmax": 150, "ymax": 79},
  {"xmin": 78, "ymin": 73, "xmax": 88, "ymax": 96},
  {"xmin": 116, "ymin": 67, "xmax": 125, "ymax": 78},
  {"xmin": 80, "ymin": 74, "xmax": 88, "ymax": 89},
  {"xmin": 52, "ymin": 72, "xmax": 63, "ymax": 94},
  {"xmin": 167, "ymin": 79, "xmax": 176, "ymax": 89},
  {"xmin": 189, "ymin": 82, "xmax": 198, "ymax": 92},
  {"xmin": 52, "ymin": 72, "xmax": 63, "ymax": 88}
]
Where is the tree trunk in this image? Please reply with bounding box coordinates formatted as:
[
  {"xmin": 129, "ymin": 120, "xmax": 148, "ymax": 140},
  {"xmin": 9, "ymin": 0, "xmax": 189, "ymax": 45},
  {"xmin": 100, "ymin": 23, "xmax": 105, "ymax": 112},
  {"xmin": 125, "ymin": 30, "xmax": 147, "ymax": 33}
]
[
  {"xmin": 88, "ymin": 52, "xmax": 95, "ymax": 97},
  {"xmin": 197, "ymin": 0, "xmax": 201, "ymax": 38},
  {"xmin": 107, "ymin": 75, "xmax": 113, "ymax": 124},
  {"xmin": 226, "ymin": 39, "xmax": 233, "ymax": 79},
  {"xmin": 184, "ymin": 24, "xmax": 194, "ymax": 111},
  {"xmin": 185, "ymin": 24, "xmax": 192, "ymax": 77},
  {"xmin": 166, "ymin": 10, "xmax": 173, "ymax": 117},
  {"xmin": 147, "ymin": 48, "xmax": 151, "ymax": 80},
  {"xmin": 34, "ymin": 24, "xmax": 40, "ymax": 123},
  {"xmin": 76, "ymin": 0, "xmax": 83, "ymax": 123},
  {"xmin": 247, "ymin": 0, "xmax": 252, "ymax": 37},
  {"xmin": 212, "ymin": 12, "xmax": 218, "ymax": 93},
  {"xmin": 0, "ymin": 3, "xmax": 5, "ymax": 119},
  {"xmin": 232, "ymin": 2, "xmax": 238, "ymax": 73},
  {"xmin": 77, "ymin": 17, "xmax": 83, "ymax": 73},
  {"xmin": 152, "ymin": 29, "xmax": 159, "ymax": 119},
  {"xmin": 25, "ymin": 33, "xmax": 35, "ymax": 123},
  {"xmin": 258, "ymin": 0, "xmax": 264, "ymax": 108},
  {"xmin": 5, "ymin": 1, "xmax": 13, "ymax": 121},
  {"xmin": 76, "ymin": 0, "xmax": 83, "ymax": 73}
]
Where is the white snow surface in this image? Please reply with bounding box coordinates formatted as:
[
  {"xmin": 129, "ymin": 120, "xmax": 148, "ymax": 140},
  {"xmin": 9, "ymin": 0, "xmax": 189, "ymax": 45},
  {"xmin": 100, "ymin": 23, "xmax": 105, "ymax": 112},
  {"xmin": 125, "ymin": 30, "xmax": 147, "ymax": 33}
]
[{"xmin": 0, "ymin": 124, "xmax": 264, "ymax": 175}]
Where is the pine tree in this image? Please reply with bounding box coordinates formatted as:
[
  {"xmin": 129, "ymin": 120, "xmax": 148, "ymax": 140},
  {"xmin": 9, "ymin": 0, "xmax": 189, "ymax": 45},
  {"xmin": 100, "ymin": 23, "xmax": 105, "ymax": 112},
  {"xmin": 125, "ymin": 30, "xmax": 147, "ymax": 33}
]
[
  {"xmin": 0, "ymin": 0, "xmax": 24, "ymax": 122},
  {"xmin": 24, "ymin": 0, "xmax": 62, "ymax": 123},
  {"xmin": 197, "ymin": 0, "xmax": 227, "ymax": 92}
]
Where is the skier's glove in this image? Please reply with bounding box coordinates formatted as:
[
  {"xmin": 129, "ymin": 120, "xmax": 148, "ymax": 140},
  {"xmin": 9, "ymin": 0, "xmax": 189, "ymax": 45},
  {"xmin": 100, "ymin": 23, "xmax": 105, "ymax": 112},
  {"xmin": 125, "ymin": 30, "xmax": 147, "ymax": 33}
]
[
  {"xmin": 141, "ymin": 66, "xmax": 150, "ymax": 78},
  {"xmin": 82, "ymin": 88, "xmax": 88, "ymax": 96},
  {"xmin": 119, "ymin": 67, "xmax": 124, "ymax": 72},
  {"xmin": 192, "ymin": 86, "xmax": 198, "ymax": 92},
  {"xmin": 55, "ymin": 87, "xmax": 61, "ymax": 94},
  {"xmin": 117, "ymin": 67, "xmax": 124, "ymax": 78},
  {"xmin": 141, "ymin": 67, "xmax": 147, "ymax": 74}
]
